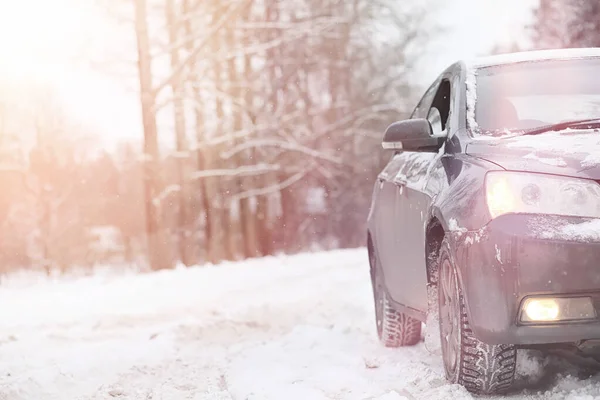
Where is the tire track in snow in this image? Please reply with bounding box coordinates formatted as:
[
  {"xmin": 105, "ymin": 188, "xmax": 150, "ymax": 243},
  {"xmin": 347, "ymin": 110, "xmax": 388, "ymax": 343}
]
[{"xmin": 86, "ymin": 253, "xmax": 370, "ymax": 399}]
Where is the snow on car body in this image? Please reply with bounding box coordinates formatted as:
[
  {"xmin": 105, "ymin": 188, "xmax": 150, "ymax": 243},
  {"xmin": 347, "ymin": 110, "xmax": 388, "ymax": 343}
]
[{"xmin": 366, "ymin": 48, "xmax": 600, "ymax": 395}]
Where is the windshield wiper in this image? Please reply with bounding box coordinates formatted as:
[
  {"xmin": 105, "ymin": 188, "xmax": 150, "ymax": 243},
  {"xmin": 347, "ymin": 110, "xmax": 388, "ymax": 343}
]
[{"xmin": 518, "ymin": 118, "xmax": 600, "ymax": 136}]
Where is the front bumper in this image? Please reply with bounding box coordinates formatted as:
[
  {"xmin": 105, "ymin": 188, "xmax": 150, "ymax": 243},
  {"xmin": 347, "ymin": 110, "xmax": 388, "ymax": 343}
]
[{"xmin": 458, "ymin": 214, "xmax": 600, "ymax": 345}]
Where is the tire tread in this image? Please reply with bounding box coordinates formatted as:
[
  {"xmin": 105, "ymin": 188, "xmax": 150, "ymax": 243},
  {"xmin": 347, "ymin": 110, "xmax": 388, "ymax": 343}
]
[
  {"xmin": 457, "ymin": 271, "xmax": 516, "ymax": 394},
  {"xmin": 380, "ymin": 290, "xmax": 422, "ymax": 347},
  {"xmin": 439, "ymin": 238, "xmax": 517, "ymax": 395}
]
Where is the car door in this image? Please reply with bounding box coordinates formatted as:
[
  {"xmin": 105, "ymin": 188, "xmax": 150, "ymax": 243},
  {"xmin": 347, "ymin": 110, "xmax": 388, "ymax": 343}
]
[
  {"xmin": 375, "ymin": 154, "xmax": 405, "ymax": 280},
  {"xmin": 391, "ymin": 78, "xmax": 453, "ymax": 312},
  {"xmin": 381, "ymin": 81, "xmax": 439, "ymax": 305}
]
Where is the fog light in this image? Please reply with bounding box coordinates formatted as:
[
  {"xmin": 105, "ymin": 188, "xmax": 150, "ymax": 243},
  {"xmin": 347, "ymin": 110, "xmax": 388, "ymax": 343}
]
[
  {"xmin": 523, "ymin": 298, "xmax": 559, "ymax": 321},
  {"xmin": 521, "ymin": 297, "xmax": 596, "ymax": 323}
]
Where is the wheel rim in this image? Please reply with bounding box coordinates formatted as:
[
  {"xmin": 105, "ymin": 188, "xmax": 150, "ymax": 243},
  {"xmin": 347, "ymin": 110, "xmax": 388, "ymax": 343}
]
[{"xmin": 439, "ymin": 258, "xmax": 460, "ymax": 376}]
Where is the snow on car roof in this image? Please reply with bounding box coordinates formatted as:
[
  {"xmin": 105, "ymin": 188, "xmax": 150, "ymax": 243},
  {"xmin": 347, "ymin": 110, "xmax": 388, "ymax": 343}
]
[{"xmin": 468, "ymin": 47, "xmax": 600, "ymax": 69}]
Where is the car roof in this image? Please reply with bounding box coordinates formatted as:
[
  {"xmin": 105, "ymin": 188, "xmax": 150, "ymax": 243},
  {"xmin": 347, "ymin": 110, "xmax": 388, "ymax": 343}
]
[{"xmin": 468, "ymin": 47, "xmax": 600, "ymax": 69}]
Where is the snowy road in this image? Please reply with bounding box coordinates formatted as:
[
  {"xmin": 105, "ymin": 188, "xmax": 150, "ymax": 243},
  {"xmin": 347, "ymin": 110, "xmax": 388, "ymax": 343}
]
[{"xmin": 0, "ymin": 249, "xmax": 600, "ymax": 399}]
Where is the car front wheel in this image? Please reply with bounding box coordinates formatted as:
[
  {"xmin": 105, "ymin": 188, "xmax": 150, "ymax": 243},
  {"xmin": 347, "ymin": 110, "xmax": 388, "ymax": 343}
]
[{"xmin": 438, "ymin": 238, "xmax": 517, "ymax": 394}]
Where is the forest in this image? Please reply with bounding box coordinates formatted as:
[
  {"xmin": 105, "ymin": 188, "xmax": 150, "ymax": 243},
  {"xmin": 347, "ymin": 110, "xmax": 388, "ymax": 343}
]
[{"xmin": 0, "ymin": 0, "xmax": 593, "ymax": 273}]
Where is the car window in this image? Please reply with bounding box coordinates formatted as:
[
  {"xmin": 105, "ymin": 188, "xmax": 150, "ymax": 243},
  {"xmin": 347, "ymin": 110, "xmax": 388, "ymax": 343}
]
[
  {"xmin": 411, "ymin": 82, "xmax": 438, "ymax": 120},
  {"xmin": 412, "ymin": 78, "xmax": 451, "ymax": 130},
  {"xmin": 474, "ymin": 58, "xmax": 600, "ymax": 134},
  {"xmin": 429, "ymin": 79, "xmax": 451, "ymax": 135},
  {"xmin": 410, "ymin": 77, "xmax": 452, "ymax": 140}
]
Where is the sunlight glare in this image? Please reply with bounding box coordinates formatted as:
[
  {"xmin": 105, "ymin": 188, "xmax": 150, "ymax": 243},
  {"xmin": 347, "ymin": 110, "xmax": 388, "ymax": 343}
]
[{"xmin": 0, "ymin": 0, "xmax": 85, "ymax": 80}]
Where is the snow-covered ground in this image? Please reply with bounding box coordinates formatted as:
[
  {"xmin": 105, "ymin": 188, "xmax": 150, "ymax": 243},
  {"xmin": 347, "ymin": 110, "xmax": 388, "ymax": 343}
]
[{"xmin": 0, "ymin": 249, "xmax": 600, "ymax": 399}]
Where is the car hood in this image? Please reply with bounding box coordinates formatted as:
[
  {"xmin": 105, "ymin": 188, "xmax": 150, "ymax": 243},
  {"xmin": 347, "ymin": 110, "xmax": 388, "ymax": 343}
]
[{"xmin": 465, "ymin": 131, "xmax": 600, "ymax": 180}]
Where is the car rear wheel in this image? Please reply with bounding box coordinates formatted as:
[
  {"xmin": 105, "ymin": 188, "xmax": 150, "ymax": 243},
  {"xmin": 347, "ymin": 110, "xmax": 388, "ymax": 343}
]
[
  {"xmin": 370, "ymin": 248, "xmax": 421, "ymax": 347},
  {"xmin": 438, "ymin": 238, "xmax": 517, "ymax": 394}
]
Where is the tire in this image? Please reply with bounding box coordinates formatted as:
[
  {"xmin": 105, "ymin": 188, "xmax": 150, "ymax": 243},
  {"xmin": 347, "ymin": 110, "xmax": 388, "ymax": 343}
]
[
  {"xmin": 370, "ymin": 247, "xmax": 421, "ymax": 347},
  {"xmin": 437, "ymin": 238, "xmax": 516, "ymax": 394}
]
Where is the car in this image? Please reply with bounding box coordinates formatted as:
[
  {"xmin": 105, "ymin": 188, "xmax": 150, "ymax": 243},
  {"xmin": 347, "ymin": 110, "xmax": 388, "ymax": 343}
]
[{"xmin": 366, "ymin": 47, "xmax": 600, "ymax": 395}]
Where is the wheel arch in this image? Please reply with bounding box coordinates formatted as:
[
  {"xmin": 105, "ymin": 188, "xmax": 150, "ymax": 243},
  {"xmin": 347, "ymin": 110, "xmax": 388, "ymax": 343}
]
[
  {"xmin": 425, "ymin": 217, "xmax": 445, "ymax": 286},
  {"xmin": 425, "ymin": 215, "xmax": 474, "ymax": 325},
  {"xmin": 427, "ymin": 216, "xmax": 480, "ymax": 338}
]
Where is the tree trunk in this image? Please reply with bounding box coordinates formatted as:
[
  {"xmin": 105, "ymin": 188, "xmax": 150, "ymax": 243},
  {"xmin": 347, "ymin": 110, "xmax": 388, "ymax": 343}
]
[
  {"xmin": 210, "ymin": 8, "xmax": 231, "ymax": 262},
  {"xmin": 182, "ymin": 0, "xmax": 215, "ymax": 265},
  {"xmin": 261, "ymin": 0, "xmax": 279, "ymax": 254},
  {"xmin": 234, "ymin": 3, "xmax": 258, "ymax": 259},
  {"xmin": 134, "ymin": 0, "xmax": 174, "ymax": 270},
  {"xmin": 166, "ymin": 0, "xmax": 195, "ymax": 266},
  {"xmin": 217, "ymin": 13, "xmax": 238, "ymax": 261}
]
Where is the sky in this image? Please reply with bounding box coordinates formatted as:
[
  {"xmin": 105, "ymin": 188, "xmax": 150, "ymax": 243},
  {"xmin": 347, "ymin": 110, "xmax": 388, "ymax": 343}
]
[
  {"xmin": 420, "ymin": 0, "xmax": 538, "ymax": 83},
  {"xmin": 0, "ymin": 0, "xmax": 538, "ymax": 150}
]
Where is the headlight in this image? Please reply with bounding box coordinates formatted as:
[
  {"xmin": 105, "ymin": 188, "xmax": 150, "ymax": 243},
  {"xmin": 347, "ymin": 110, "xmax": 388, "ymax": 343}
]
[
  {"xmin": 520, "ymin": 296, "xmax": 596, "ymax": 323},
  {"xmin": 485, "ymin": 171, "xmax": 600, "ymax": 219}
]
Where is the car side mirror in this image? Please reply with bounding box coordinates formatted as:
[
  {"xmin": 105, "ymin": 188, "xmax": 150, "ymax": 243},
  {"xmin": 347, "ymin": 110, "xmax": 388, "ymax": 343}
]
[{"xmin": 382, "ymin": 118, "xmax": 444, "ymax": 152}]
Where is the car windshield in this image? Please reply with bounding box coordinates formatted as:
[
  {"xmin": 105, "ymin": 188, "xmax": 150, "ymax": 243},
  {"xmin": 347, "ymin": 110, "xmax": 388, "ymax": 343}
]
[{"xmin": 474, "ymin": 58, "xmax": 600, "ymax": 136}]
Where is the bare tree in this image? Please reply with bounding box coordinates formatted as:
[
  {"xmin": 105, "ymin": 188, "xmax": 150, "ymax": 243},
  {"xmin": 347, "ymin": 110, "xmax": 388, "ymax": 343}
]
[
  {"xmin": 165, "ymin": 0, "xmax": 196, "ymax": 266},
  {"xmin": 532, "ymin": 0, "xmax": 600, "ymax": 49},
  {"xmin": 89, "ymin": 0, "xmax": 438, "ymax": 265},
  {"xmin": 134, "ymin": 0, "xmax": 174, "ymax": 270}
]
